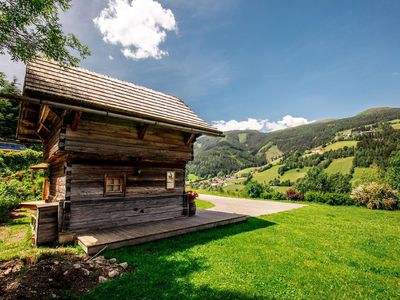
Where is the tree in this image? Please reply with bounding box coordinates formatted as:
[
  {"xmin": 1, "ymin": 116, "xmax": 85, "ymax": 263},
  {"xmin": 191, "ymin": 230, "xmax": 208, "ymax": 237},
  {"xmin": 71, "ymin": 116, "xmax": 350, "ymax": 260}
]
[
  {"xmin": 386, "ymin": 151, "xmax": 400, "ymax": 190},
  {"xmin": 0, "ymin": 0, "xmax": 90, "ymax": 66},
  {"xmin": 0, "ymin": 73, "xmax": 20, "ymax": 139},
  {"xmin": 296, "ymin": 167, "xmax": 330, "ymax": 194}
]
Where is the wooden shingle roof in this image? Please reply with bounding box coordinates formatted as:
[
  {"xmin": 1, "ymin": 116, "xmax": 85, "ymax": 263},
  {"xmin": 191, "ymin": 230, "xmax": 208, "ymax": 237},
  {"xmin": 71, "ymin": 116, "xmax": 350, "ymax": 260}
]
[{"xmin": 23, "ymin": 59, "xmax": 222, "ymax": 136}]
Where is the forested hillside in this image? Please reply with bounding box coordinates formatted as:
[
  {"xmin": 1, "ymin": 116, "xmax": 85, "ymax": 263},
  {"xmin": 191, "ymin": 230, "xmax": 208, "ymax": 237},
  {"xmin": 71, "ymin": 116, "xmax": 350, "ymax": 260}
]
[{"xmin": 188, "ymin": 107, "xmax": 400, "ymax": 178}]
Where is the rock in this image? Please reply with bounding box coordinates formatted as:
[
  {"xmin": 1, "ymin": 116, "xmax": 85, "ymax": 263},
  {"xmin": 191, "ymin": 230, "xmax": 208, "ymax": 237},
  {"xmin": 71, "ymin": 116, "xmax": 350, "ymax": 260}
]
[
  {"xmin": 98, "ymin": 276, "xmax": 107, "ymax": 283},
  {"xmin": 109, "ymin": 258, "xmax": 117, "ymax": 264},
  {"xmin": 54, "ymin": 261, "xmax": 59, "ymax": 265},
  {"xmin": 63, "ymin": 270, "xmax": 68, "ymax": 276},
  {"xmin": 4, "ymin": 268, "xmax": 12, "ymax": 275},
  {"xmin": 48, "ymin": 278, "xmax": 53, "ymax": 282},
  {"xmin": 119, "ymin": 262, "xmax": 128, "ymax": 269},
  {"xmin": 73, "ymin": 263, "xmax": 81, "ymax": 269},
  {"xmin": 51, "ymin": 293, "xmax": 57, "ymax": 298},
  {"xmin": 94, "ymin": 256, "xmax": 105, "ymax": 262},
  {"xmin": 12, "ymin": 265, "xmax": 22, "ymax": 273},
  {"xmin": 81, "ymin": 268, "xmax": 90, "ymax": 276},
  {"xmin": 108, "ymin": 270, "xmax": 119, "ymax": 278}
]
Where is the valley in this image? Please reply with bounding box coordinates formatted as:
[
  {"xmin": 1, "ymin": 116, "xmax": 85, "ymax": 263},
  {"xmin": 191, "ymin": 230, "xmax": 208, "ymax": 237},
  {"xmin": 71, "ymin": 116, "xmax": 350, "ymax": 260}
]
[{"xmin": 187, "ymin": 108, "xmax": 400, "ymax": 198}]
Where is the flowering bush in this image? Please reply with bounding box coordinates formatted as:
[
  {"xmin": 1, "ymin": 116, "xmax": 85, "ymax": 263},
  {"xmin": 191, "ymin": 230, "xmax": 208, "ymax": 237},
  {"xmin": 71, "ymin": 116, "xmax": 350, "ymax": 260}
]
[
  {"xmin": 286, "ymin": 188, "xmax": 304, "ymax": 200},
  {"xmin": 351, "ymin": 182, "xmax": 399, "ymax": 210},
  {"xmin": 186, "ymin": 190, "xmax": 199, "ymax": 201}
]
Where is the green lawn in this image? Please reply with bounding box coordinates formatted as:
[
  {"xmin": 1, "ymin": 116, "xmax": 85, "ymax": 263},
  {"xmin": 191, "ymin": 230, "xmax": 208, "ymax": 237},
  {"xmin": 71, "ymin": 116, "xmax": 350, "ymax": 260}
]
[
  {"xmin": 196, "ymin": 199, "xmax": 215, "ymax": 210},
  {"xmin": 280, "ymin": 167, "xmax": 310, "ymax": 183},
  {"xmin": 323, "ymin": 141, "xmax": 358, "ymax": 152},
  {"xmin": 0, "ymin": 209, "xmax": 78, "ymax": 261},
  {"xmin": 253, "ymin": 165, "xmax": 281, "ymax": 184},
  {"xmin": 84, "ymin": 204, "xmax": 400, "ymax": 299},
  {"xmin": 325, "ymin": 157, "xmax": 354, "ymax": 175}
]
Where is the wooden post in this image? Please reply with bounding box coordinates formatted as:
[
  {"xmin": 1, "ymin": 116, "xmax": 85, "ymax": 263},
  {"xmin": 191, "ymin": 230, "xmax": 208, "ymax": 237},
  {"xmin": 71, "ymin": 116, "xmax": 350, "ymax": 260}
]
[
  {"xmin": 138, "ymin": 124, "xmax": 149, "ymax": 140},
  {"xmin": 70, "ymin": 111, "xmax": 82, "ymax": 131}
]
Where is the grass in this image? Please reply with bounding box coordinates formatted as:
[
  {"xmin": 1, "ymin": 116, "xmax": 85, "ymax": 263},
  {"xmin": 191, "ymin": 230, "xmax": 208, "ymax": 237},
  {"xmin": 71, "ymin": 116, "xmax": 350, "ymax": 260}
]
[
  {"xmin": 265, "ymin": 145, "xmax": 283, "ymax": 162},
  {"xmin": 392, "ymin": 123, "xmax": 400, "ymax": 130},
  {"xmin": 323, "ymin": 140, "xmax": 358, "ymax": 152},
  {"xmin": 253, "ymin": 165, "xmax": 281, "ymax": 184},
  {"xmin": 325, "ymin": 157, "xmax": 354, "ymax": 175},
  {"xmin": 187, "ymin": 174, "xmax": 200, "ymax": 182},
  {"xmin": 0, "ymin": 209, "xmax": 79, "ymax": 261},
  {"xmin": 280, "ymin": 167, "xmax": 310, "ymax": 183},
  {"xmin": 273, "ymin": 186, "xmax": 292, "ymax": 193},
  {"xmin": 196, "ymin": 199, "xmax": 215, "ymax": 210},
  {"xmin": 238, "ymin": 133, "xmax": 247, "ymax": 143},
  {"xmin": 83, "ymin": 204, "xmax": 400, "ymax": 299},
  {"xmin": 352, "ymin": 166, "xmax": 380, "ymax": 187},
  {"xmin": 235, "ymin": 166, "xmax": 259, "ymax": 176}
]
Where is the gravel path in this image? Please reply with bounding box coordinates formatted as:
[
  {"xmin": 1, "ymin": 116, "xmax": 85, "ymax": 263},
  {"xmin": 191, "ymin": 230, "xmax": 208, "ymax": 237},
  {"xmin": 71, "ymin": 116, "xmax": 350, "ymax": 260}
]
[{"xmin": 200, "ymin": 194, "xmax": 305, "ymax": 217}]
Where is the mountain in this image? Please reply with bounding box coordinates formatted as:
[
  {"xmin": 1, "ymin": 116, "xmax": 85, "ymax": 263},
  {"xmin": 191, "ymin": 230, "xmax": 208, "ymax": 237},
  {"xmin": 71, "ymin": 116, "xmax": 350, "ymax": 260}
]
[{"xmin": 188, "ymin": 107, "xmax": 400, "ymax": 178}]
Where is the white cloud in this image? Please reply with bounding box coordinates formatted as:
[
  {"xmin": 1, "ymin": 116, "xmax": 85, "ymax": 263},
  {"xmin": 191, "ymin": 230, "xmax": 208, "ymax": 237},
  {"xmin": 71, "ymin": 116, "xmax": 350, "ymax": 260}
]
[
  {"xmin": 93, "ymin": 0, "xmax": 177, "ymax": 60},
  {"xmin": 212, "ymin": 115, "xmax": 312, "ymax": 132},
  {"xmin": 108, "ymin": 55, "xmax": 114, "ymax": 60}
]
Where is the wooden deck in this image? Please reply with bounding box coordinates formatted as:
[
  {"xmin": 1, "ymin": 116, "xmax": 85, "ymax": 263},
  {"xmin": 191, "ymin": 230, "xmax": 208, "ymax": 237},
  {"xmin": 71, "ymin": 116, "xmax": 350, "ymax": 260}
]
[
  {"xmin": 77, "ymin": 210, "xmax": 248, "ymax": 255},
  {"xmin": 18, "ymin": 200, "xmax": 57, "ymax": 210}
]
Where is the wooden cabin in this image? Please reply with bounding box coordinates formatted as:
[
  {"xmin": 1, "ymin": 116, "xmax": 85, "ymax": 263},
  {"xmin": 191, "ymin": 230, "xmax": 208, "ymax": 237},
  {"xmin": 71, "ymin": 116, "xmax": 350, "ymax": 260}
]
[{"xmin": 16, "ymin": 59, "xmax": 224, "ymax": 246}]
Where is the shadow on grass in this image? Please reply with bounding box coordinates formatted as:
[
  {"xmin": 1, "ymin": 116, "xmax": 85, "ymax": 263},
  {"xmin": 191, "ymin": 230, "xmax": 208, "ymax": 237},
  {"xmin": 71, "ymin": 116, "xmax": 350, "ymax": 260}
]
[{"xmin": 83, "ymin": 217, "xmax": 275, "ymax": 300}]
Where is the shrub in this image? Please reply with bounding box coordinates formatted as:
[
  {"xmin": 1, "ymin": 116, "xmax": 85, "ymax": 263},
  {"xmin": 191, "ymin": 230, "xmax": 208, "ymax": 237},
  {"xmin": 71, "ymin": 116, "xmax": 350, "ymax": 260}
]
[
  {"xmin": 386, "ymin": 151, "xmax": 400, "ymax": 190},
  {"xmin": 296, "ymin": 166, "xmax": 352, "ymax": 194},
  {"xmin": 245, "ymin": 180, "xmax": 264, "ymax": 198},
  {"xmin": 0, "ymin": 170, "xmax": 44, "ymax": 222},
  {"xmin": 304, "ymin": 192, "xmax": 354, "ymax": 206},
  {"xmin": 351, "ymin": 182, "xmax": 399, "ymax": 210},
  {"xmin": 0, "ymin": 149, "xmax": 42, "ymax": 176},
  {"xmin": 261, "ymin": 190, "xmax": 286, "ymax": 200},
  {"xmin": 286, "ymin": 188, "xmax": 304, "ymax": 200}
]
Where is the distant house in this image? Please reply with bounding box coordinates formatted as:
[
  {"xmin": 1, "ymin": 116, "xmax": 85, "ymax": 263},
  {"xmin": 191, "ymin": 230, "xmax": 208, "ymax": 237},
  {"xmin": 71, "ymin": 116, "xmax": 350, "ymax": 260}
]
[
  {"xmin": 0, "ymin": 142, "xmax": 26, "ymax": 152},
  {"xmin": 310, "ymin": 146, "xmax": 323, "ymax": 153},
  {"xmin": 13, "ymin": 58, "xmax": 233, "ymax": 251}
]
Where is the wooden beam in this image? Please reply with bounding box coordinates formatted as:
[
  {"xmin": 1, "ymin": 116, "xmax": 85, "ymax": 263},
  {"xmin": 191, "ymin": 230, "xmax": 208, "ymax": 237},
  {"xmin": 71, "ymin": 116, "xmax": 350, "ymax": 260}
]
[
  {"xmin": 38, "ymin": 105, "xmax": 50, "ymax": 126},
  {"xmin": 185, "ymin": 133, "xmax": 196, "ymax": 146},
  {"xmin": 70, "ymin": 111, "xmax": 82, "ymax": 131},
  {"xmin": 138, "ymin": 124, "xmax": 149, "ymax": 140}
]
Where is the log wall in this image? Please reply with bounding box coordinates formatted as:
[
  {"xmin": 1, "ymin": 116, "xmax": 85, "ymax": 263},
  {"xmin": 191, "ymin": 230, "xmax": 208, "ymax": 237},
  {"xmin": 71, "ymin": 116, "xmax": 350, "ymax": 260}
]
[
  {"xmin": 57, "ymin": 114, "xmax": 193, "ymax": 233},
  {"xmin": 64, "ymin": 117, "xmax": 193, "ymax": 161}
]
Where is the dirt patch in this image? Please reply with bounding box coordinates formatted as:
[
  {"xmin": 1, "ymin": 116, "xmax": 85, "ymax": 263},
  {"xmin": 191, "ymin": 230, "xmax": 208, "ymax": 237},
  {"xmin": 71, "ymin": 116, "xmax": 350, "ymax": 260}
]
[{"xmin": 0, "ymin": 254, "xmax": 132, "ymax": 299}]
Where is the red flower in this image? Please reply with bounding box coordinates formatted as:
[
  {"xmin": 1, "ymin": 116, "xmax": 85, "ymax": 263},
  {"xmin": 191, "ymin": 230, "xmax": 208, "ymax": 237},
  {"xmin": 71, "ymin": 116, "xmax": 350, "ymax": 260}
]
[{"xmin": 186, "ymin": 190, "xmax": 199, "ymax": 200}]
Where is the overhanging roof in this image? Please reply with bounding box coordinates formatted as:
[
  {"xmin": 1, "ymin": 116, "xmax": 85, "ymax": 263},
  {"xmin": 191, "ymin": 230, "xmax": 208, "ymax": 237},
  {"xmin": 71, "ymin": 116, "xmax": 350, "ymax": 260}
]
[{"xmin": 21, "ymin": 59, "xmax": 222, "ymax": 137}]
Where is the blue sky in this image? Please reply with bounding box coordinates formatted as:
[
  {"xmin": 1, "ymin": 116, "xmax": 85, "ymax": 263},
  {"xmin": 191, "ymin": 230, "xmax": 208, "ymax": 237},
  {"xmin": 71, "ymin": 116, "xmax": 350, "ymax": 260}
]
[{"xmin": 1, "ymin": 0, "xmax": 399, "ymax": 131}]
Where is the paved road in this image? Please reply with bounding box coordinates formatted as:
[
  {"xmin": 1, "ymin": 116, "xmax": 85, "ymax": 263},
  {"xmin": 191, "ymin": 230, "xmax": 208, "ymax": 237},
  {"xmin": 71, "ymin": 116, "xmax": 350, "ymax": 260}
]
[{"xmin": 200, "ymin": 194, "xmax": 305, "ymax": 217}]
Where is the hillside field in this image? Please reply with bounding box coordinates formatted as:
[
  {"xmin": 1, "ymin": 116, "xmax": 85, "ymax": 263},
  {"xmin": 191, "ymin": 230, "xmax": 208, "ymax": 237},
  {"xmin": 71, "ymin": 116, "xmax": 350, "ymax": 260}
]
[
  {"xmin": 323, "ymin": 140, "xmax": 358, "ymax": 152},
  {"xmin": 279, "ymin": 167, "xmax": 311, "ymax": 182},
  {"xmin": 252, "ymin": 165, "xmax": 280, "ymax": 184},
  {"xmin": 264, "ymin": 145, "xmax": 283, "ymax": 162},
  {"xmin": 352, "ymin": 166, "xmax": 380, "ymax": 186},
  {"xmin": 325, "ymin": 157, "xmax": 354, "ymax": 175}
]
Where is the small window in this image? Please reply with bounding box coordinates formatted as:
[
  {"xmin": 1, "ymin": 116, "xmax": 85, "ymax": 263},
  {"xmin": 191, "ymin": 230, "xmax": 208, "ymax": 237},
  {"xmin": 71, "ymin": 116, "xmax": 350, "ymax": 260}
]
[
  {"xmin": 104, "ymin": 175, "xmax": 125, "ymax": 196},
  {"xmin": 166, "ymin": 171, "xmax": 175, "ymax": 189}
]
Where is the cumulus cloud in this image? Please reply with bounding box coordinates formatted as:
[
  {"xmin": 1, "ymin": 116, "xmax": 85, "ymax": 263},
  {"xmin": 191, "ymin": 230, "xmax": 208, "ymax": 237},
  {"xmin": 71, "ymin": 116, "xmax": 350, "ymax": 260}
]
[
  {"xmin": 212, "ymin": 115, "xmax": 312, "ymax": 132},
  {"xmin": 93, "ymin": 0, "xmax": 177, "ymax": 60}
]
